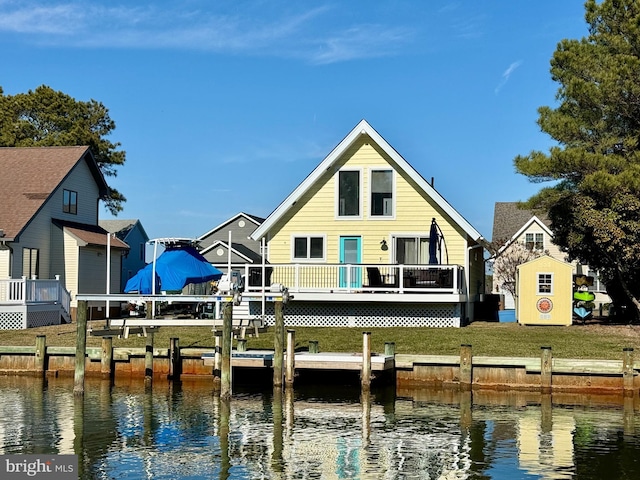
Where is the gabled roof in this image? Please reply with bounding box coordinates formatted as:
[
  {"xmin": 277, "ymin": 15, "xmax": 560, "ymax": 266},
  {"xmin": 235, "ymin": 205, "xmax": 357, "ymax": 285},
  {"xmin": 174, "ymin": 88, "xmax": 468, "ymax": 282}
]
[
  {"xmin": 200, "ymin": 240, "xmax": 263, "ymax": 263},
  {"xmin": 99, "ymin": 219, "xmax": 149, "ymax": 242},
  {"xmin": 0, "ymin": 146, "xmax": 108, "ymax": 240},
  {"xmin": 53, "ymin": 219, "xmax": 129, "ymax": 249},
  {"xmin": 250, "ymin": 119, "xmax": 483, "ymax": 242},
  {"xmin": 492, "ymin": 202, "xmax": 550, "ymax": 242},
  {"xmin": 197, "ymin": 212, "xmax": 264, "ymax": 241}
]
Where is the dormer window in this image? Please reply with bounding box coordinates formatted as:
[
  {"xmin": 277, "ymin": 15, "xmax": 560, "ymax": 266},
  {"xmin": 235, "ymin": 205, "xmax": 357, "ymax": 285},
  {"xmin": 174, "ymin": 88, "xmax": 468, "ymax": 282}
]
[
  {"xmin": 63, "ymin": 189, "xmax": 77, "ymax": 215},
  {"xmin": 525, "ymin": 233, "xmax": 543, "ymax": 250}
]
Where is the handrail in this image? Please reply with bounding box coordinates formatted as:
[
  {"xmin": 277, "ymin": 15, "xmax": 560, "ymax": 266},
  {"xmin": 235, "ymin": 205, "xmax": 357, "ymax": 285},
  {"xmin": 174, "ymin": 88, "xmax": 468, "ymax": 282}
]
[{"xmin": 211, "ymin": 263, "xmax": 463, "ymax": 295}]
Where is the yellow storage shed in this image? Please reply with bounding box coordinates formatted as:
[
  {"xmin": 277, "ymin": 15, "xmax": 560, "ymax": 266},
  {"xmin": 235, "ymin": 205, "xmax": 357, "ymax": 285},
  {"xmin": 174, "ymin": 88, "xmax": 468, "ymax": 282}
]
[{"xmin": 516, "ymin": 256, "xmax": 573, "ymax": 326}]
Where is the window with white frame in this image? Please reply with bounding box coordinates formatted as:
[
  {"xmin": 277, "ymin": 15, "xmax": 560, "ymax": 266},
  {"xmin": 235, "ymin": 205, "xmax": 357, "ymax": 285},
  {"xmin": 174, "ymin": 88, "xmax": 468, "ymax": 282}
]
[
  {"xmin": 370, "ymin": 169, "xmax": 393, "ymax": 217},
  {"xmin": 337, "ymin": 170, "xmax": 360, "ymax": 217},
  {"xmin": 293, "ymin": 236, "xmax": 325, "ymax": 261},
  {"xmin": 394, "ymin": 236, "xmax": 430, "ymax": 264},
  {"xmin": 525, "ymin": 232, "xmax": 544, "ymax": 250},
  {"xmin": 537, "ymin": 273, "xmax": 553, "ymax": 294}
]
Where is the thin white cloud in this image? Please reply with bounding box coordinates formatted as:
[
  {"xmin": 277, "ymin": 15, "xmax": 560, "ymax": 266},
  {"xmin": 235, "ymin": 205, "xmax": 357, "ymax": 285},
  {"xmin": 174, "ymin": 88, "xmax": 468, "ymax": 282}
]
[
  {"xmin": 495, "ymin": 60, "xmax": 523, "ymax": 94},
  {"xmin": 0, "ymin": 1, "xmax": 414, "ymax": 64},
  {"xmin": 309, "ymin": 25, "xmax": 414, "ymax": 65}
]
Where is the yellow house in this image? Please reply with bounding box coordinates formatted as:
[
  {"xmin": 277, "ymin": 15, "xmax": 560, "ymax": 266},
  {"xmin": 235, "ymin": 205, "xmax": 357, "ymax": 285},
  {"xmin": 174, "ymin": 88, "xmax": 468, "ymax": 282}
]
[
  {"xmin": 249, "ymin": 119, "xmax": 486, "ymax": 328},
  {"xmin": 516, "ymin": 256, "xmax": 573, "ymax": 326}
]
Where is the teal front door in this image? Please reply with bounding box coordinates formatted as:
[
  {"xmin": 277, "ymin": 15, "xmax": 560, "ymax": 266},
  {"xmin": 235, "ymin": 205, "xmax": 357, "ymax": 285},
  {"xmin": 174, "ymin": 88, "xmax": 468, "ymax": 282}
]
[{"xmin": 339, "ymin": 236, "xmax": 362, "ymax": 288}]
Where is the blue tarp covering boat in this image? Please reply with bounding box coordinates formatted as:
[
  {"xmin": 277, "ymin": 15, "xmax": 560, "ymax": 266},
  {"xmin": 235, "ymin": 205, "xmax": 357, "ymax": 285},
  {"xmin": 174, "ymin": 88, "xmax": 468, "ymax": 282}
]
[{"xmin": 124, "ymin": 246, "xmax": 223, "ymax": 294}]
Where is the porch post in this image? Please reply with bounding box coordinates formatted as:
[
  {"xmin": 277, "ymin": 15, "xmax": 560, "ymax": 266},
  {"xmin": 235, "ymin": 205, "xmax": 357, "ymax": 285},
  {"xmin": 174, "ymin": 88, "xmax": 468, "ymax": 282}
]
[{"xmin": 55, "ymin": 275, "xmax": 61, "ymax": 303}]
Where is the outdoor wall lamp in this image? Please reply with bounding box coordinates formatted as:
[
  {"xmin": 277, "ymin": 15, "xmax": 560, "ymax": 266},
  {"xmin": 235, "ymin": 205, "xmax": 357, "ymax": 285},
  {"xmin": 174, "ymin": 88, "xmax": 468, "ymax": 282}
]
[{"xmin": 380, "ymin": 239, "xmax": 388, "ymax": 250}]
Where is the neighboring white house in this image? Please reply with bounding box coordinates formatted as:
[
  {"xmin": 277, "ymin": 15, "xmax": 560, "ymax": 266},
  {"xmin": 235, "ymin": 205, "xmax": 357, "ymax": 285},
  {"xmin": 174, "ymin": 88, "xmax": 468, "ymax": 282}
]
[
  {"xmin": 490, "ymin": 202, "xmax": 609, "ymax": 311},
  {"xmin": 0, "ymin": 146, "xmax": 129, "ymax": 323}
]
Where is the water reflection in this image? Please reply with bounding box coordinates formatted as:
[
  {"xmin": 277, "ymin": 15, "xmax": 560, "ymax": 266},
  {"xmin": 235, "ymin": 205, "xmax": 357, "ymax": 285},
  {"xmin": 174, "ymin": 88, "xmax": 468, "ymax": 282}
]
[{"xmin": 0, "ymin": 376, "xmax": 638, "ymax": 479}]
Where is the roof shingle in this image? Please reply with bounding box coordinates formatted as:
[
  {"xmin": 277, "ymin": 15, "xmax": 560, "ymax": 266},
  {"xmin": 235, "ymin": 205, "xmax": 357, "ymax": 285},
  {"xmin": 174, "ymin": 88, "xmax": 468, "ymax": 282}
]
[{"xmin": 0, "ymin": 146, "xmax": 102, "ymax": 239}]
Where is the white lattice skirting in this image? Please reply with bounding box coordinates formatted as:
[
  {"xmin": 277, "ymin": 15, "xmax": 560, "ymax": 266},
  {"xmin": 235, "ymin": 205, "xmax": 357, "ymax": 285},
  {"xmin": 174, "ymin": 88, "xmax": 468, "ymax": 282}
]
[
  {"xmin": 249, "ymin": 301, "xmax": 461, "ymax": 328},
  {"xmin": 0, "ymin": 304, "xmax": 62, "ymax": 329}
]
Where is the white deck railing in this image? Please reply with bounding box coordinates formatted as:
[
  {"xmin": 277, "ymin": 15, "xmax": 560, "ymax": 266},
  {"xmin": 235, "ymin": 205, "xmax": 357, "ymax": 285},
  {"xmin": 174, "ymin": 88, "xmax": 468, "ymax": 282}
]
[
  {"xmin": 214, "ymin": 263, "xmax": 463, "ymax": 294},
  {"xmin": 0, "ymin": 277, "xmax": 71, "ymax": 311}
]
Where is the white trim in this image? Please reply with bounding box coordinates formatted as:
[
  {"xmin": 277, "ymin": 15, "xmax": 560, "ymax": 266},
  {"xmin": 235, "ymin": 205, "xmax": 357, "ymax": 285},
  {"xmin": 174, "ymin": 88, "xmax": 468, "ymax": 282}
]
[
  {"xmin": 334, "ymin": 167, "xmax": 363, "ymax": 220},
  {"xmin": 495, "ymin": 216, "xmax": 553, "ymax": 257},
  {"xmin": 537, "ymin": 271, "xmax": 554, "ymax": 295},
  {"xmin": 368, "ymin": 167, "xmax": 395, "ymax": 219},
  {"xmin": 291, "ymin": 234, "xmax": 327, "ymax": 262},
  {"xmin": 250, "ymin": 119, "xmax": 483, "ymax": 242},
  {"xmin": 200, "ymin": 240, "xmax": 253, "ymax": 263}
]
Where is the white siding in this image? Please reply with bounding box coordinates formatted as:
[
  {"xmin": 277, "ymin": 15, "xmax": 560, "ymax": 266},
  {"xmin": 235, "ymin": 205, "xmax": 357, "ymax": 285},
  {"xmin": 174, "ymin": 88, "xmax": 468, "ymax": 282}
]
[
  {"xmin": 0, "ymin": 247, "xmax": 9, "ymax": 278},
  {"xmin": 63, "ymin": 229, "xmax": 79, "ymax": 305}
]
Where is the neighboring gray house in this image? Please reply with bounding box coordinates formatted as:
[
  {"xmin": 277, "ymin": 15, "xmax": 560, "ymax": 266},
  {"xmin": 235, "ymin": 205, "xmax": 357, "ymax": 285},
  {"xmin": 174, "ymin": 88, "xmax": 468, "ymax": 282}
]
[
  {"xmin": 99, "ymin": 219, "xmax": 149, "ymax": 292},
  {"xmin": 198, "ymin": 213, "xmax": 265, "ymax": 266}
]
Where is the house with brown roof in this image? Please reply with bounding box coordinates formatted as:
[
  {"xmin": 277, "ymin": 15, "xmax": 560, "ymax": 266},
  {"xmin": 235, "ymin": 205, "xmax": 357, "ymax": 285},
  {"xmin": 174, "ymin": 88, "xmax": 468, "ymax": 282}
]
[
  {"xmin": 490, "ymin": 202, "xmax": 609, "ymax": 311},
  {"xmin": 0, "ymin": 146, "xmax": 129, "ymax": 327}
]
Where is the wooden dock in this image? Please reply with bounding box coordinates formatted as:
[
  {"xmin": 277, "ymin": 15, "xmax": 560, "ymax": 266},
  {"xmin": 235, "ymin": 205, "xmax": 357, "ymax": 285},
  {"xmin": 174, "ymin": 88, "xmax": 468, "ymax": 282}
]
[{"xmin": 202, "ymin": 350, "xmax": 395, "ymax": 371}]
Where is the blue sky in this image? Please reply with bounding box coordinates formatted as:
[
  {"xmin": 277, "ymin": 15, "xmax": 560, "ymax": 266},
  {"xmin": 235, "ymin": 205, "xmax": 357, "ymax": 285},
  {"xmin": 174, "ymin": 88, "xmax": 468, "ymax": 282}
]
[{"xmin": 0, "ymin": 1, "xmax": 589, "ymax": 241}]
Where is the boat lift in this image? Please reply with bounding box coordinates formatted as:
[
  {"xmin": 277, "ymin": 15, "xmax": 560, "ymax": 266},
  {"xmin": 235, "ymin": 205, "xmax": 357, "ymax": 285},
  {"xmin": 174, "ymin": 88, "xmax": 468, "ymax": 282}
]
[{"xmin": 79, "ymin": 286, "xmax": 291, "ymax": 338}]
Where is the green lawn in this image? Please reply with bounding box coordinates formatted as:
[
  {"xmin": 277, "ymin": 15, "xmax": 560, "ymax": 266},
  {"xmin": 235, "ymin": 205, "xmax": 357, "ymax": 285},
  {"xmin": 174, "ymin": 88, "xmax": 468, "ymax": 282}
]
[{"xmin": 0, "ymin": 320, "xmax": 638, "ymax": 360}]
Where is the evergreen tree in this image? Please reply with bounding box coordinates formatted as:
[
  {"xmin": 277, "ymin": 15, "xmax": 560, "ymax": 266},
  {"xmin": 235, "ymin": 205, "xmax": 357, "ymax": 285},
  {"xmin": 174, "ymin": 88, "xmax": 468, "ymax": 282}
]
[
  {"xmin": 514, "ymin": 0, "xmax": 640, "ymax": 322},
  {"xmin": 0, "ymin": 85, "xmax": 126, "ymax": 214}
]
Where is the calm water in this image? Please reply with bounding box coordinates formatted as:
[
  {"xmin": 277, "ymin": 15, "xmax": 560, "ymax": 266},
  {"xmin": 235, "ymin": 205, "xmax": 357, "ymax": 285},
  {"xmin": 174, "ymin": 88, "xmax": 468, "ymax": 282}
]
[{"xmin": 0, "ymin": 376, "xmax": 639, "ymax": 479}]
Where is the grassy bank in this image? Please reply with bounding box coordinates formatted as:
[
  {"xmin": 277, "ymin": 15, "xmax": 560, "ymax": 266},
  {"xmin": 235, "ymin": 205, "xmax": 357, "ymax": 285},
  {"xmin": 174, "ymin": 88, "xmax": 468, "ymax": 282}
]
[{"xmin": 0, "ymin": 320, "xmax": 639, "ymax": 360}]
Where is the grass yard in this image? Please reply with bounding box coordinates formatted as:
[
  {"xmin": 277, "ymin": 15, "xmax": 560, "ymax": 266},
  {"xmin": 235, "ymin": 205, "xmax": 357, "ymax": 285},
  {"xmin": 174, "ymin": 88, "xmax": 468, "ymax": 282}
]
[{"xmin": 0, "ymin": 319, "xmax": 639, "ymax": 360}]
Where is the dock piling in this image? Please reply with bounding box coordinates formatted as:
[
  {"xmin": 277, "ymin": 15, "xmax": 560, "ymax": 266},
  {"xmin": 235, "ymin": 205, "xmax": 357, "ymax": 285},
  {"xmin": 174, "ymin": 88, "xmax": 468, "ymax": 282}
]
[
  {"xmin": 623, "ymin": 348, "xmax": 635, "ymax": 394},
  {"xmin": 285, "ymin": 329, "xmax": 295, "ymax": 386},
  {"xmin": 169, "ymin": 337, "xmax": 180, "ymax": 380},
  {"xmin": 74, "ymin": 300, "xmax": 87, "ymax": 396},
  {"xmin": 273, "ymin": 300, "xmax": 285, "ymax": 387},
  {"xmin": 35, "ymin": 335, "xmax": 46, "ymax": 376},
  {"xmin": 541, "ymin": 346, "xmax": 552, "ymax": 393},
  {"xmin": 221, "ymin": 302, "xmax": 233, "ymax": 399},
  {"xmin": 101, "ymin": 337, "xmax": 113, "ymax": 379},
  {"xmin": 144, "ymin": 331, "xmax": 154, "ymax": 388},
  {"xmin": 460, "ymin": 344, "xmax": 472, "ymax": 389},
  {"xmin": 384, "ymin": 342, "xmax": 395, "ymax": 357},
  {"xmin": 361, "ymin": 331, "xmax": 371, "ymax": 390}
]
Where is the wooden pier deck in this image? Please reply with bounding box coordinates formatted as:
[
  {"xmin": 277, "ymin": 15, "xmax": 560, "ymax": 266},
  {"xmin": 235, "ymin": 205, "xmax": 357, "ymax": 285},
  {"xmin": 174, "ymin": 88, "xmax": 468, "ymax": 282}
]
[{"xmin": 202, "ymin": 350, "xmax": 395, "ymax": 371}]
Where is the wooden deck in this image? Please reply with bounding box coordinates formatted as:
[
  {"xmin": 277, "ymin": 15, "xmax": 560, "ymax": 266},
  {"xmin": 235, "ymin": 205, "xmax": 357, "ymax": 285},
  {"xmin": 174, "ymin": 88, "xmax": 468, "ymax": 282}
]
[{"xmin": 202, "ymin": 350, "xmax": 395, "ymax": 371}]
